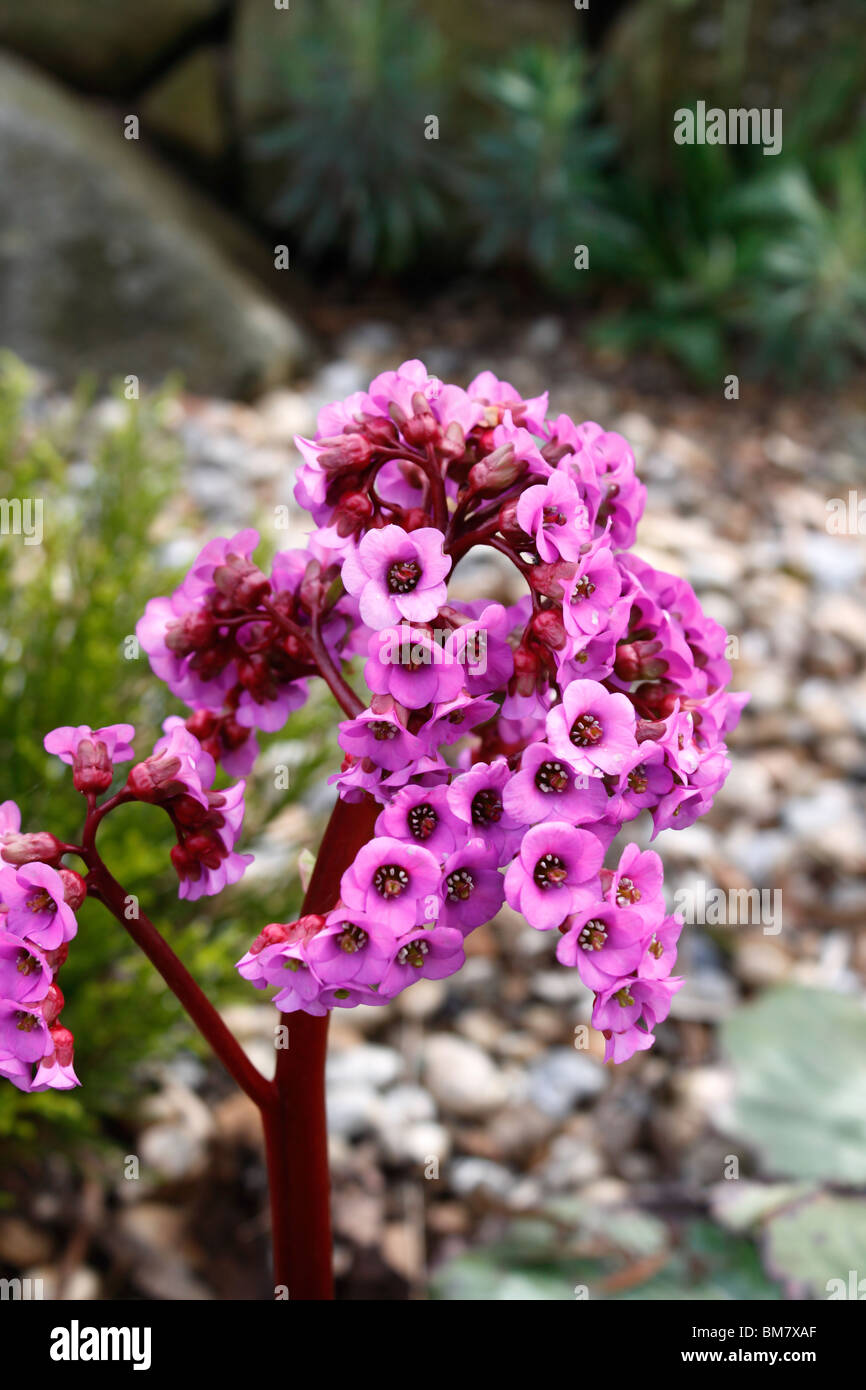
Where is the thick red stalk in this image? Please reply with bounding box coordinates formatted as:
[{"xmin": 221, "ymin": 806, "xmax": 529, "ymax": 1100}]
[{"xmin": 266, "ymin": 792, "xmax": 380, "ymax": 1299}]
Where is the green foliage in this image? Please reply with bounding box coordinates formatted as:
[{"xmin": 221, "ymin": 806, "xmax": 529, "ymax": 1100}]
[
  {"xmin": 248, "ymin": 10, "xmax": 866, "ymax": 386},
  {"xmin": 430, "ymin": 1209, "xmax": 781, "ymax": 1301},
  {"xmin": 721, "ymin": 984, "xmax": 866, "ymax": 1184},
  {"xmin": 251, "ymin": 0, "xmax": 451, "ymax": 272},
  {"xmin": 463, "ymin": 45, "xmax": 631, "ymax": 290},
  {"xmin": 0, "ymin": 357, "xmax": 336, "ymax": 1161}
]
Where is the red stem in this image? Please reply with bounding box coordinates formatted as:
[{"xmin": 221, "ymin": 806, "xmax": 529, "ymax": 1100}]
[
  {"xmin": 85, "ymin": 860, "xmax": 272, "ymax": 1109},
  {"xmin": 266, "ymin": 792, "xmax": 380, "ymax": 1299}
]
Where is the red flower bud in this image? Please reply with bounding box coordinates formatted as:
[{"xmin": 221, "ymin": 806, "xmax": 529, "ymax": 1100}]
[
  {"xmin": 41, "ymin": 983, "xmax": 65, "ymax": 1026},
  {"xmin": 615, "ymin": 641, "xmax": 668, "ymax": 682},
  {"xmin": 48, "ymin": 1024, "xmax": 75, "ymax": 1067},
  {"xmin": 1, "ymin": 831, "xmax": 63, "ymax": 866},
  {"xmin": 213, "ymin": 553, "xmax": 271, "ymax": 610},
  {"xmin": 530, "ymin": 610, "xmax": 568, "ymax": 651},
  {"xmin": 71, "ymin": 736, "xmax": 114, "ymax": 793},
  {"xmin": 58, "ymin": 868, "xmax": 87, "ymax": 911},
  {"xmin": 467, "ymin": 443, "xmax": 521, "ymax": 498},
  {"xmin": 44, "ymin": 942, "xmax": 69, "ymax": 972},
  {"xmin": 497, "ymin": 498, "xmax": 529, "ymax": 546},
  {"xmin": 317, "ymin": 433, "xmax": 373, "ymax": 471}
]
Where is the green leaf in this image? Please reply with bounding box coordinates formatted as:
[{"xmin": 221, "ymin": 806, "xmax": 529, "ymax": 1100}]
[{"xmin": 721, "ymin": 985, "xmax": 866, "ymax": 1182}]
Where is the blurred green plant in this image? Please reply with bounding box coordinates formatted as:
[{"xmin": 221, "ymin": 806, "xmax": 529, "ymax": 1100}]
[
  {"xmin": 0, "ymin": 356, "xmax": 336, "ymax": 1161},
  {"xmin": 251, "ymin": 0, "xmax": 451, "ymax": 272},
  {"xmin": 463, "ymin": 45, "xmax": 632, "ymax": 291}
]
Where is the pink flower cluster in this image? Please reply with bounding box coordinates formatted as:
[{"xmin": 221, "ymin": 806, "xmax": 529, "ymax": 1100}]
[
  {"xmin": 0, "ymin": 799, "xmax": 82, "ymax": 1091},
  {"xmin": 192, "ymin": 359, "xmax": 743, "ymax": 1063}
]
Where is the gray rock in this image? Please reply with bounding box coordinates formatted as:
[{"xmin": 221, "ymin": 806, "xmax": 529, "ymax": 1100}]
[
  {"xmin": 527, "ymin": 1048, "xmax": 605, "ymax": 1119},
  {"xmin": 327, "ymin": 1043, "xmax": 402, "ymax": 1091},
  {"xmin": 422, "ymin": 1034, "xmax": 509, "ymax": 1117},
  {"xmin": 0, "ymin": 0, "xmax": 222, "ymax": 92},
  {"xmin": 0, "ymin": 55, "xmax": 308, "ymax": 397}
]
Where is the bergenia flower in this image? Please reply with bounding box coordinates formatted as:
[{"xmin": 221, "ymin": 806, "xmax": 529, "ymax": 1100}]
[
  {"xmin": 546, "ymin": 678, "xmax": 638, "ymax": 777},
  {"xmin": 0, "ymin": 862, "xmax": 78, "ymax": 951},
  {"xmin": 341, "ymin": 525, "xmax": 451, "ymax": 628},
  {"xmin": 340, "ymin": 837, "xmax": 441, "ymax": 932},
  {"xmin": 504, "ymin": 823, "xmax": 604, "ymax": 931}
]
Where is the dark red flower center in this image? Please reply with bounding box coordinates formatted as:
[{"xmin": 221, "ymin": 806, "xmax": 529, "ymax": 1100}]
[
  {"xmin": 408, "ymin": 803, "xmax": 438, "ymax": 841},
  {"xmin": 571, "ymin": 576, "xmax": 596, "ymax": 603},
  {"xmin": 535, "ymin": 760, "xmax": 570, "ymax": 794},
  {"xmin": 627, "ymin": 765, "xmax": 648, "ymax": 794},
  {"xmin": 445, "ymin": 869, "xmax": 474, "ymax": 901},
  {"xmin": 371, "ymin": 720, "xmax": 399, "ymax": 741},
  {"xmin": 338, "ymin": 924, "xmax": 369, "ymax": 954},
  {"xmin": 387, "ymin": 559, "xmax": 421, "ymax": 594},
  {"xmin": 615, "ymin": 875, "xmax": 641, "ymax": 906},
  {"xmin": 579, "ymin": 919, "xmax": 608, "ymax": 951},
  {"xmin": 533, "ymin": 853, "xmax": 568, "ymax": 889},
  {"xmin": 397, "ymin": 939, "xmax": 429, "ymax": 968},
  {"xmin": 374, "ymin": 864, "xmax": 409, "ymax": 898},
  {"xmin": 570, "ymin": 713, "xmax": 603, "ymax": 747},
  {"xmin": 26, "ymin": 890, "xmax": 56, "ymax": 915},
  {"xmin": 471, "ymin": 788, "xmax": 503, "ymax": 825}
]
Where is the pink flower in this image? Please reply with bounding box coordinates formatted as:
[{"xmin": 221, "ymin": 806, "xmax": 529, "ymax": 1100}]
[
  {"xmin": 0, "ymin": 931, "xmax": 51, "ymax": 1004},
  {"xmin": 375, "ymin": 784, "xmax": 464, "ymax": 858},
  {"xmin": 546, "ymin": 678, "xmax": 637, "ymax": 777},
  {"xmin": 502, "ymin": 742, "xmax": 609, "ymax": 827},
  {"xmin": 592, "ymin": 975, "xmax": 683, "ymax": 1033},
  {"xmin": 365, "ymin": 626, "xmax": 464, "ymax": 709},
  {"xmin": 516, "ymin": 471, "xmax": 590, "ymax": 562},
  {"xmin": 0, "ymin": 998, "xmax": 49, "ymax": 1063},
  {"xmin": 446, "ymin": 760, "xmax": 524, "ymax": 867},
  {"xmin": 44, "ymin": 724, "xmax": 135, "ymax": 793},
  {"xmin": 438, "ymin": 840, "xmax": 504, "ymax": 935},
  {"xmin": 341, "ymin": 525, "xmax": 450, "ymax": 628},
  {"xmin": 32, "ymin": 1026, "xmax": 80, "ymax": 1091},
  {"xmin": 340, "ymin": 837, "xmax": 441, "ymax": 932},
  {"xmin": 305, "ymin": 911, "xmax": 394, "ymax": 986},
  {"xmin": 379, "ymin": 926, "xmax": 465, "ymax": 995},
  {"xmin": 556, "ymin": 902, "xmax": 649, "ymax": 991},
  {"xmin": 504, "ymin": 822, "xmax": 604, "ymax": 931},
  {"xmin": 0, "ymin": 862, "xmax": 78, "ymax": 951}
]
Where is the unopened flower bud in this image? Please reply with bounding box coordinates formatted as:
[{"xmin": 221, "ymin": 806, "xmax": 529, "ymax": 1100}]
[
  {"xmin": 58, "ymin": 868, "xmax": 87, "ymax": 911},
  {"xmin": 317, "ymin": 433, "xmax": 373, "ymax": 472},
  {"xmin": 467, "ymin": 443, "xmax": 521, "ymax": 498},
  {"xmin": 71, "ymin": 736, "xmax": 113, "ymax": 793},
  {"xmin": 529, "ymin": 560, "xmax": 574, "ymax": 601},
  {"xmin": 44, "ymin": 942, "xmax": 69, "ymax": 973},
  {"xmin": 1, "ymin": 831, "xmax": 63, "ymax": 866},
  {"xmin": 402, "ymin": 393, "xmax": 440, "ymax": 447},
  {"xmin": 636, "ymin": 718, "xmax": 666, "ymax": 743},
  {"xmin": 498, "ymin": 498, "xmax": 529, "ymax": 545},
  {"xmin": 360, "ymin": 415, "xmax": 399, "ymax": 449},
  {"xmin": 334, "ymin": 491, "xmax": 374, "ymax": 538},
  {"xmin": 41, "ymin": 983, "xmax": 65, "ymax": 1026},
  {"xmin": 530, "ymin": 610, "xmax": 568, "ymax": 651},
  {"xmin": 165, "ymin": 608, "xmax": 216, "ymax": 656},
  {"xmin": 615, "ymin": 640, "xmax": 668, "ymax": 682},
  {"xmin": 213, "ymin": 553, "xmax": 271, "ymax": 609},
  {"xmin": 48, "ymin": 1024, "xmax": 75, "ymax": 1066}
]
